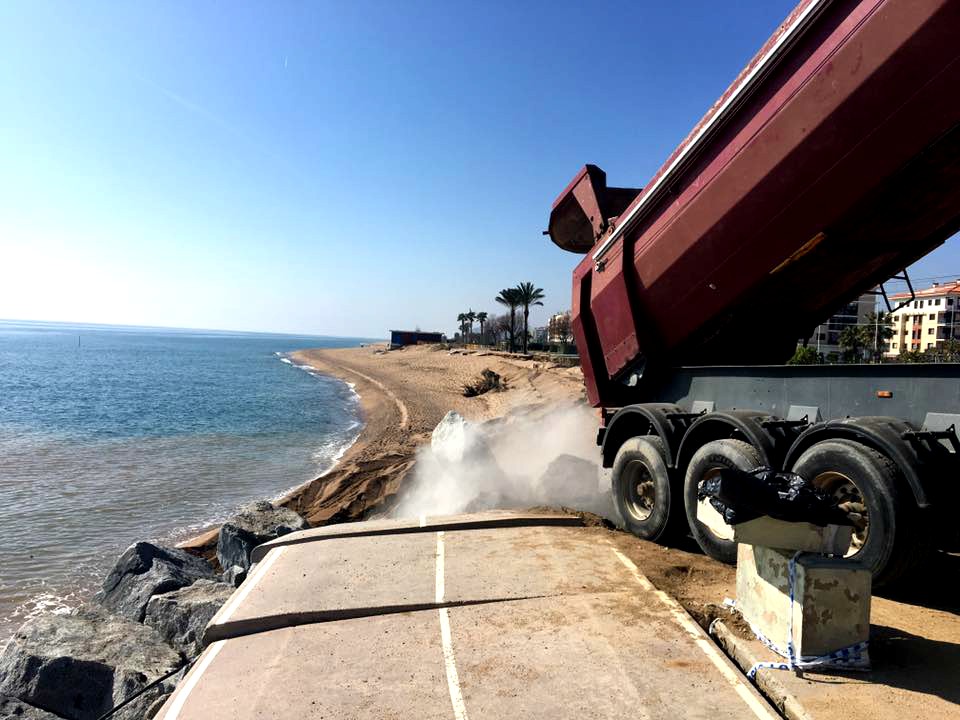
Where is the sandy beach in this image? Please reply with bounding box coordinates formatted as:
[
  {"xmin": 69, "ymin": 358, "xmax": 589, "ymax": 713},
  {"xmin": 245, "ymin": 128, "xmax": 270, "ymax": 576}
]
[
  {"xmin": 180, "ymin": 343, "xmax": 586, "ymax": 553},
  {"xmin": 277, "ymin": 343, "xmax": 587, "ymax": 523}
]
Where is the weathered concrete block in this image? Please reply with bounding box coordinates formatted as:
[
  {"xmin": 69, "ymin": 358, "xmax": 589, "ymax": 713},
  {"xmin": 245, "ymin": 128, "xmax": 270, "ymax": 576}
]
[
  {"xmin": 732, "ymin": 517, "xmax": 853, "ymax": 555},
  {"xmin": 736, "ymin": 544, "xmax": 871, "ymax": 658}
]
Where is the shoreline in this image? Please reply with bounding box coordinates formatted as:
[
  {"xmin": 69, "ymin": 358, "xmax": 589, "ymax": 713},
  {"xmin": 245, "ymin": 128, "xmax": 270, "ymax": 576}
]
[
  {"xmin": 179, "ymin": 342, "xmax": 586, "ymax": 554},
  {"xmin": 272, "ymin": 349, "xmax": 396, "ymax": 512}
]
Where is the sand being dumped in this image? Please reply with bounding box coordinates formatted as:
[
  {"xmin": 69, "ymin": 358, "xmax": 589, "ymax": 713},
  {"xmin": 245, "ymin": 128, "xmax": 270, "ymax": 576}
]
[{"xmin": 390, "ymin": 403, "xmax": 617, "ymax": 521}]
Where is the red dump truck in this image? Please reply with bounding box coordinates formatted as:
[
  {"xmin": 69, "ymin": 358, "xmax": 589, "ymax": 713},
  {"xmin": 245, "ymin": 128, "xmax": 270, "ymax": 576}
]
[{"xmin": 548, "ymin": 0, "xmax": 960, "ymax": 586}]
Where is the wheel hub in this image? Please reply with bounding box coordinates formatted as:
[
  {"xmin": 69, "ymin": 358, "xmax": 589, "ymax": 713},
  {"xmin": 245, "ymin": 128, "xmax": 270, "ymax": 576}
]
[
  {"xmin": 812, "ymin": 471, "xmax": 868, "ymax": 556},
  {"xmin": 623, "ymin": 459, "xmax": 655, "ymax": 521}
]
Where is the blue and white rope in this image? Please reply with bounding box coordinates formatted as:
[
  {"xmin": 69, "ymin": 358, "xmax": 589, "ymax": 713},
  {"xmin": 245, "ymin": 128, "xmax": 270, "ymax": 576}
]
[{"xmin": 720, "ymin": 552, "xmax": 871, "ymax": 679}]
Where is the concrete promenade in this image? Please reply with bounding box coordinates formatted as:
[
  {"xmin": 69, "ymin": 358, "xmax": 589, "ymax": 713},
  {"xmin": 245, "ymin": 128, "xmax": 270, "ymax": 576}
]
[{"xmin": 156, "ymin": 511, "xmax": 778, "ymax": 720}]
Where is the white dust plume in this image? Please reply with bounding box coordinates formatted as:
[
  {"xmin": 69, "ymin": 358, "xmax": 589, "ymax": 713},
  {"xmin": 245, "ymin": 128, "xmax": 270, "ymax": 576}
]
[{"xmin": 390, "ymin": 403, "xmax": 619, "ymax": 522}]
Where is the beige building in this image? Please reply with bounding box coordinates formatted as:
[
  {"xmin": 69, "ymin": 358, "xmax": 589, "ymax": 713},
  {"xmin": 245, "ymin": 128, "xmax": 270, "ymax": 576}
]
[
  {"xmin": 547, "ymin": 311, "xmax": 572, "ymax": 344},
  {"xmin": 884, "ymin": 280, "xmax": 960, "ymax": 357}
]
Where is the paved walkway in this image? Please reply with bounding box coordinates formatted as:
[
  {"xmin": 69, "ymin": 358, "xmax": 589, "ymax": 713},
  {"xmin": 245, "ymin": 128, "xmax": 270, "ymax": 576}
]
[{"xmin": 156, "ymin": 511, "xmax": 778, "ymax": 720}]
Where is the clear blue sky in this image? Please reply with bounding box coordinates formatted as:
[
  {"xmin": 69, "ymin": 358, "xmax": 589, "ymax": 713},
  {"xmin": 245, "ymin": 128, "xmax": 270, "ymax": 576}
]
[{"xmin": 2, "ymin": 1, "xmax": 957, "ymax": 338}]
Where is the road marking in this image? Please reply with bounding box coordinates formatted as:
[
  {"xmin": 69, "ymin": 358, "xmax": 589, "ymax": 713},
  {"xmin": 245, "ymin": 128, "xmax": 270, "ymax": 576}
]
[
  {"xmin": 161, "ymin": 640, "xmax": 225, "ymax": 720},
  {"xmin": 213, "ymin": 546, "xmax": 287, "ymax": 626},
  {"xmin": 439, "ymin": 608, "xmax": 469, "ymax": 720},
  {"xmin": 420, "ymin": 515, "xmax": 427, "ymax": 527},
  {"xmin": 435, "ymin": 531, "xmax": 446, "ymax": 603},
  {"xmin": 611, "ymin": 547, "xmax": 779, "ymax": 720},
  {"xmin": 436, "ymin": 531, "xmax": 469, "ymax": 720}
]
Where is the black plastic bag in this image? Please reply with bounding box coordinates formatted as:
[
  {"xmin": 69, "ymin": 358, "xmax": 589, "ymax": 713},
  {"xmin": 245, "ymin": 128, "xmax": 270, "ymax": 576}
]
[{"xmin": 698, "ymin": 466, "xmax": 852, "ymax": 527}]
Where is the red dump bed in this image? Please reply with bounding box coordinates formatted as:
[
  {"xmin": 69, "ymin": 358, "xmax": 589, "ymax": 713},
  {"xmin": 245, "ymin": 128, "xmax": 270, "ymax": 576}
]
[{"xmin": 549, "ymin": 0, "xmax": 960, "ymax": 407}]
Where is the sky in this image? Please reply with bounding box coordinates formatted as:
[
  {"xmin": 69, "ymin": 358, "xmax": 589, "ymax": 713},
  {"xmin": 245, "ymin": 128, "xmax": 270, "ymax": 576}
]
[{"xmin": 2, "ymin": 1, "xmax": 958, "ymax": 338}]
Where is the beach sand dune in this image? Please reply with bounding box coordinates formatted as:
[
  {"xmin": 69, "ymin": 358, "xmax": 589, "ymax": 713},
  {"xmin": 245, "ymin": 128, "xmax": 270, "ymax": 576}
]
[{"xmin": 275, "ymin": 344, "xmax": 586, "ymax": 526}]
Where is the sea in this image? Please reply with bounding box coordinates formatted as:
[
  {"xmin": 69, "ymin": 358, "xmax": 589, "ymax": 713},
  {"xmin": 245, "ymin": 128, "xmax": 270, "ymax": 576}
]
[{"xmin": 0, "ymin": 319, "xmax": 372, "ymax": 642}]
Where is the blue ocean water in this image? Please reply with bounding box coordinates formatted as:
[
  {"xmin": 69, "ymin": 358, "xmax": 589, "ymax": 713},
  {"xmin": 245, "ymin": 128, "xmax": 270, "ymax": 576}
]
[{"xmin": 0, "ymin": 319, "xmax": 372, "ymax": 639}]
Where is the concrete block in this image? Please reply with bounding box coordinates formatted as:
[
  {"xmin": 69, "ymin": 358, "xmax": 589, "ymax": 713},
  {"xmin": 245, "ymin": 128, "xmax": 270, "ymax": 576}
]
[
  {"xmin": 732, "ymin": 517, "xmax": 853, "ymax": 555},
  {"xmin": 736, "ymin": 544, "xmax": 871, "ymax": 658},
  {"xmin": 696, "ymin": 500, "xmax": 735, "ymax": 540}
]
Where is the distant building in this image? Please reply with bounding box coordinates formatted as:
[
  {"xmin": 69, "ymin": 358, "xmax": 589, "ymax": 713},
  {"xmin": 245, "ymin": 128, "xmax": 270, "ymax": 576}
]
[
  {"xmin": 805, "ymin": 294, "xmax": 875, "ymax": 360},
  {"xmin": 390, "ymin": 329, "xmax": 443, "ymax": 347},
  {"xmin": 884, "ymin": 280, "xmax": 960, "ymax": 357},
  {"xmin": 547, "ymin": 312, "xmax": 573, "ymax": 345}
]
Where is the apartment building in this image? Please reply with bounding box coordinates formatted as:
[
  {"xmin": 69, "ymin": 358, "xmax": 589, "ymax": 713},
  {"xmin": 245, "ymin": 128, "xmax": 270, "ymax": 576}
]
[
  {"xmin": 805, "ymin": 293, "xmax": 876, "ymax": 360},
  {"xmin": 884, "ymin": 280, "xmax": 960, "ymax": 357}
]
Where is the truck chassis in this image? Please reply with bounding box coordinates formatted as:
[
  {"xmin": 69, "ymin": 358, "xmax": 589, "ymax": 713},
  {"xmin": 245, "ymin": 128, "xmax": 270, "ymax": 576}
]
[{"xmin": 598, "ymin": 363, "xmax": 960, "ymax": 586}]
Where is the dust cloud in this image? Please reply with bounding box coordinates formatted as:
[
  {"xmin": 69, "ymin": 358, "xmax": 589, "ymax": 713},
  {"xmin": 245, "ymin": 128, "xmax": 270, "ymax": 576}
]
[{"xmin": 390, "ymin": 403, "xmax": 618, "ymax": 522}]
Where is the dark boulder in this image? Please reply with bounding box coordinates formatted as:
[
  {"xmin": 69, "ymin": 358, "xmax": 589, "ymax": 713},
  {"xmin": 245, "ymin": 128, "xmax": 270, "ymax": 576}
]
[
  {"xmin": 96, "ymin": 542, "xmax": 216, "ymax": 622},
  {"xmin": 535, "ymin": 454, "xmax": 613, "ymax": 518},
  {"xmin": 0, "ymin": 695, "xmax": 60, "ymax": 719},
  {"xmin": 216, "ymin": 501, "xmax": 308, "ymax": 571},
  {"xmin": 221, "ymin": 565, "xmax": 247, "ymax": 587},
  {"xmin": 144, "ymin": 579, "xmax": 234, "ymax": 656},
  {"xmin": 0, "ymin": 607, "xmax": 182, "ymax": 720}
]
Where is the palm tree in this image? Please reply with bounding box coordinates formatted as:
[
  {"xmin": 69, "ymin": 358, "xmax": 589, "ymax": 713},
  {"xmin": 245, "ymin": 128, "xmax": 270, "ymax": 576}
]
[
  {"xmin": 476, "ymin": 311, "xmax": 488, "ymax": 344},
  {"xmin": 514, "ymin": 282, "xmax": 545, "ymax": 353},
  {"xmin": 456, "ymin": 313, "xmax": 467, "ymax": 343},
  {"xmin": 864, "ymin": 311, "xmax": 894, "ymax": 362},
  {"xmin": 465, "ymin": 309, "xmax": 477, "ymax": 343},
  {"xmin": 839, "ymin": 325, "xmax": 866, "ymax": 363},
  {"xmin": 495, "ymin": 288, "xmax": 520, "ymax": 352}
]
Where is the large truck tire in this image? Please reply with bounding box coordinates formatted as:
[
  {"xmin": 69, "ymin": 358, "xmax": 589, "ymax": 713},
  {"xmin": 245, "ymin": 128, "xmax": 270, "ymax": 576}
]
[
  {"xmin": 683, "ymin": 439, "xmax": 763, "ymax": 564},
  {"xmin": 790, "ymin": 439, "xmax": 926, "ymax": 588},
  {"xmin": 611, "ymin": 436, "xmax": 681, "ymax": 542}
]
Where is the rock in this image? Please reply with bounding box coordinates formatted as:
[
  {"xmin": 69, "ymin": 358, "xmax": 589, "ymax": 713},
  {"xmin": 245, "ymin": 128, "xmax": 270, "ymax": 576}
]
[
  {"xmin": 216, "ymin": 501, "xmax": 308, "ymax": 571},
  {"xmin": 96, "ymin": 542, "xmax": 216, "ymax": 622},
  {"xmin": 215, "ymin": 525, "xmax": 259, "ymax": 575},
  {"xmin": 536, "ymin": 454, "xmax": 598, "ymax": 495},
  {"xmin": 0, "ymin": 607, "xmax": 182, "ymax": 720},
  {"xmin": 431, "ymin": 411, "xmax": 496, "ymax": 466},
  {"xmin": 0, "ymin": 695, "xmax": 60, "ymax": 719},
  {"xmin": 462, "ymin": 369, "xmax": 506, "ymax": 397},
  {"xmin": 222, "ymin": 565, "xmax": 247, "ymax": 587},
  {"xmin": 535, "ymin": 454, "xmax": 613, "ymax": 517},
  {"xmin": 144, "ymin": 579, "xmax": 234, "ymax": 656},
  {"xmin": 390, "ymin": 411, "xmax": 511, "ymax": 516}
]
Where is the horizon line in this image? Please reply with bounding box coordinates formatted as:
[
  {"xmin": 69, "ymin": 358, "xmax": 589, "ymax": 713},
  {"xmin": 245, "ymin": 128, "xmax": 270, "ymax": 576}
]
[{"xmin": 0, "ymin": 317, "xmax": 386, "ymax": 341}]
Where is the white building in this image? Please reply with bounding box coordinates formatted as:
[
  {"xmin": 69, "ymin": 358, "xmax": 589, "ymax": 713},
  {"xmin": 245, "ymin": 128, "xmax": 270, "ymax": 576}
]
[{"xmin": 884, "ymin": 280, "xmax": 960, "ymax": 357}]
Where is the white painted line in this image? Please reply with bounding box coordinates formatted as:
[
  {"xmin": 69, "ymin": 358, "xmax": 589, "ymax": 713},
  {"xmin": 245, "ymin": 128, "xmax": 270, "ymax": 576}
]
[
  {"xmin": 435, "ymin": 531, "xmax": 469, "ymax": 720},
  {"xmin": 212, "ymin": 546, "xmax": 287, "ymax": 626},
  {"xmin": 161, "ymin": 640, "xmax": 225, "ymax": 720},
  {"xmin": 611, "ymin": 547, "xmax": 779, "ymax": 720},
  {"xmin": 439, "ymin": 607, "xmax": 470, "ymax": 720},
  {"xmin": 420, "ymin": 515, "xmax": 427, "ymax": 527},
  {"xmin": 435, "ymin": 531, "xmax": 445, "ymax": 603}
]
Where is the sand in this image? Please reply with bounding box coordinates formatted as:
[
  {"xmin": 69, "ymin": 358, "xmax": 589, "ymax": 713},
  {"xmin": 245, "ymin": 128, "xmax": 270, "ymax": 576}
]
[
  {"xmin": 180, "ymin": 342, "xmax": 586, "ymax": 555},
  {"xmin": 276, "ymin": 343, "xmax": 586, "ymax": 524}
]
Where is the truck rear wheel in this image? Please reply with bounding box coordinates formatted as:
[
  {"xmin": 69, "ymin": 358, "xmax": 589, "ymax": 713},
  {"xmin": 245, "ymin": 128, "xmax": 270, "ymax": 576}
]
[
  {"xmin": 683, "ymin": 439, "xmax": 763, "ymax": 564},
  {"xmin": 611, "ymin": 436, "xmax": 680, "ymax": 542},
  {"xmin": 790, "ymin": 439, "xmax": 925, "ymax": 588}
]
